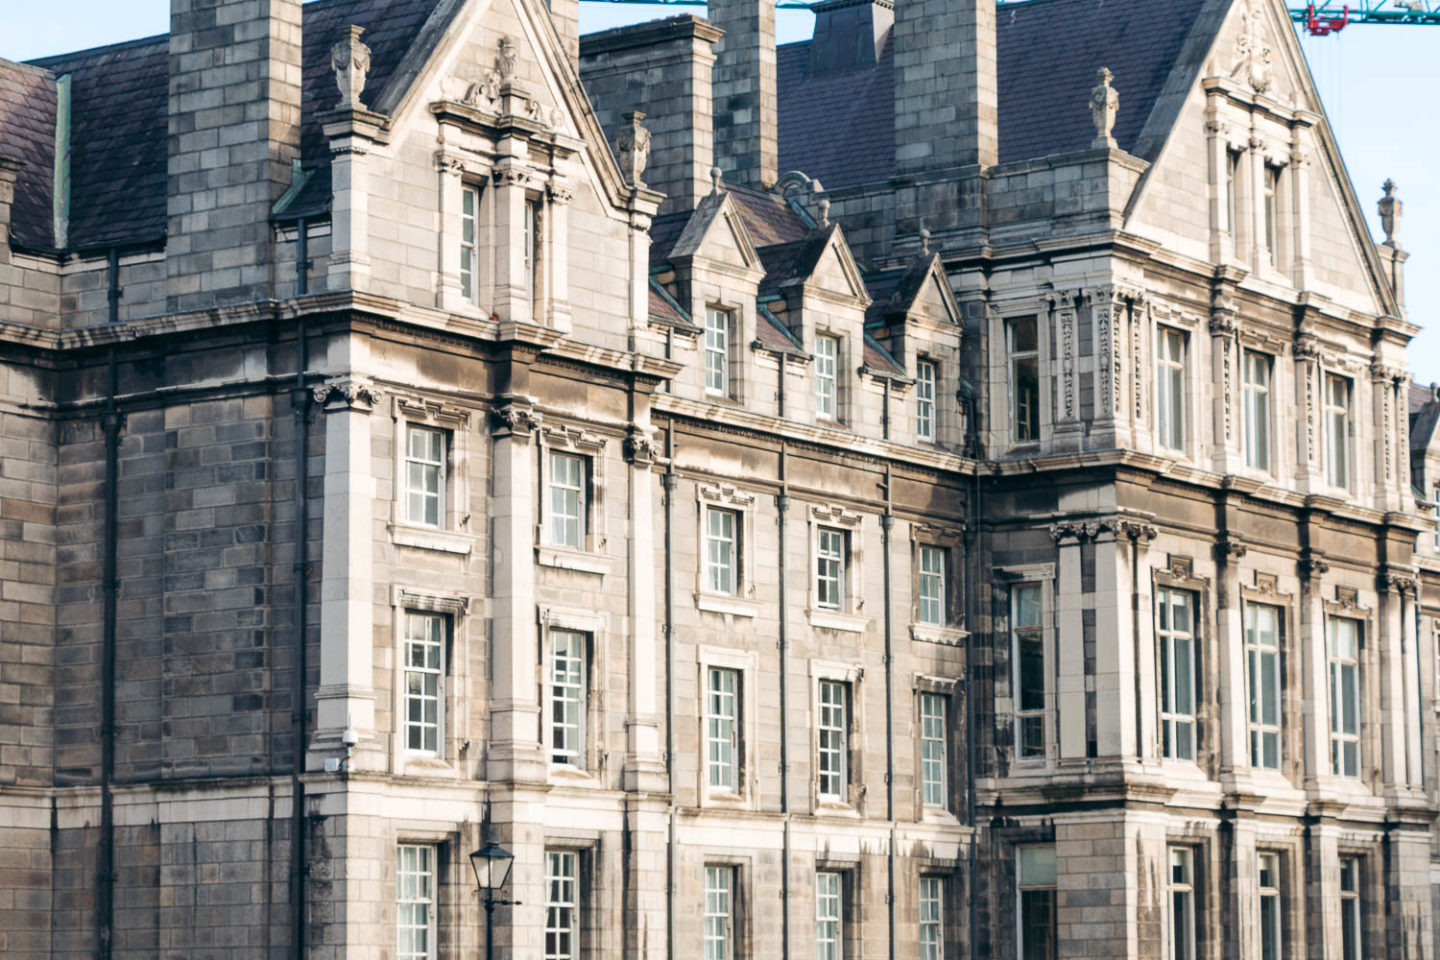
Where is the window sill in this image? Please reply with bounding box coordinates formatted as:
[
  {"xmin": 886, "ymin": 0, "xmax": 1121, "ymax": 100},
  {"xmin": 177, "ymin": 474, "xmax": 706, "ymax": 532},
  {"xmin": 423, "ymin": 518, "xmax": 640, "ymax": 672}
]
[
  {"xmin": 697, "ymin": 593, "xmax": 760, "ymax": 617},
  {"xmin": 548, "ymin": 763, "xmax": 598, "ymax": 786},
  {"xmin": 910, "ymin": 623, "xmax": 968, "ymax": 646},
  {"xmin": 920, "ymin": 805, "xmax": 959, "ymax": 826},
  {"xmin": 389, "ymin": 523, "xmax": 473, "ymax": 555},
  {"xmin": 537, "ymin": 546, "xmax": 614, "ymax": 576},
  {"xmin": 808, "ymin": 609, "xmax": 868, "ymax": 633},
  {"xmin": 399, "ymin": 753, "xmax": 458, "ymax": 778},
  {"xmin": 702, "ymin": 790, "xmax": 750, "ymax": 810}
]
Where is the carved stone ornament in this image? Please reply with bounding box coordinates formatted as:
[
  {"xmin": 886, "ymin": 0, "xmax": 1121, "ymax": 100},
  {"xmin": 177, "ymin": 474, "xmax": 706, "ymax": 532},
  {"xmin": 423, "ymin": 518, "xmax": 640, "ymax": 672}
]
[
  {"xmin": 463, "ymin": 72, "xmax": 502, "ymax": 111},
  {"xmin": 490, "ymin": 403, "xmax": 543, "ymax": 436},
  {"xmin": 1297, "ymin": 550, "xmax": 1330, "ymax": 581},
  {"xmin": 1049, "ymin": 518, "xmax": 1126, "ymax": 543},
  {"xmin": 623, "ymin": 428, "xmax": 662, "ymax": 466},
  {"xmin": 1293, "ymin": 334, "xmax": 1320, "ymax": 360},
  {"xmin": 1231, "ymin": 0, "xmax": 1273, "ymax": 94},
  {"xmin": 1214, "ymin": 538, "xmax": 1248, "ymax": 563},
  {"xmin": 314, "ymin": 377, "xmax": 377, "ymax": 411},
  {"xmin": 1118, "ymin": 519, "xmax": 1159, "ymax": 543},
  {"xmin": 497, "ymin": 36, "xmax": 519, "ymax": 84},
  {"xmin": 1378, "ymin": 572, "xmax": 1418, "ymax": 597},
  {"xmin": 616, "ymin": 112, "xmax": 651, "ymax": 188},
  {"xmin": 1090, "ymin": 66, "xmax": 1119, "ymax": 148},
  {"xmin": 1379, "ymin": 179, "xmax": 1402, "ymax": 247},
  {"xmin": 331, "ymin": 25, "xmax": 372, "ymax": 110}
]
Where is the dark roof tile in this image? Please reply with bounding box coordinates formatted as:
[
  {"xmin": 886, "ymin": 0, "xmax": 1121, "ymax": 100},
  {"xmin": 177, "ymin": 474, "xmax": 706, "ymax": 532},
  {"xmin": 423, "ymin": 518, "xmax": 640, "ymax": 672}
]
[{"xmin": 0, "ymin": 61, "xmax": 57, "ymax": 250}]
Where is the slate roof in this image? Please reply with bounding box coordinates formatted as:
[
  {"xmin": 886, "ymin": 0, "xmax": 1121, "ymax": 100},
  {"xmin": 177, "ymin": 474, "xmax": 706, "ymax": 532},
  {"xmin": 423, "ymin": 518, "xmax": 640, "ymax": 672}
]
[
  {"xmin": 0, "ymin": 60, "xmax": 57, "ymax": 250},
  {"xmin": 778, "ymin": 0, "xmax": 1209, "ymax": 190},
  {"xmin": 1411, "ymin": 382, "xmax": 1440, "ymax": 459},
  {"xmin": 10, "ymin": 0, "xmax": 439, "ymax": 251}
]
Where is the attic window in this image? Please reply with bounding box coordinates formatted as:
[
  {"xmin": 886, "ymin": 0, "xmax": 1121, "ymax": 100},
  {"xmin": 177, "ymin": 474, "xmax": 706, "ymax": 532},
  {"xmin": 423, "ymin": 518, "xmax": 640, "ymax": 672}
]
[
  {"xmin": 815, "ymin": 335, "xmax": 839, "ymax": 420},
  {"xmin": 916, "ymin": 360, "xmax": 937, "ymax": 442},
  {"xmin": 460, "ymin": 185, "xmax": 480, "ymax": 302},
  {"xmin": 1008, "ymin": 318, "xmax": 1040, "ymax": 444},
  {"xmin": 705, "ymin": 308, "xmax": 733, "ymax": 398}
]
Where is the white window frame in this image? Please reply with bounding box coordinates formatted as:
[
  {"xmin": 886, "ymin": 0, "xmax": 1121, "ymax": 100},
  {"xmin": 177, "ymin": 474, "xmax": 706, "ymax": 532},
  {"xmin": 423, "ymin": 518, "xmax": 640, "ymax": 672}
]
[
  {"xmin": 1012, "ymin": 582, "xmax": 1047, "ymax": 761},
  {"xmin": 817, "ymin": 679, "xmax": 849, "ymax": 802},
  {"xmin": 1258, "ymin": 852, "xmax": 1282, "ymax": 960},
  {"xmin": 1008, "ymin": 317, "xmax": 1040, "ymax": 444},
  {"xmin": 918, "ymin": 545, "xmax": 946, "ymax": 626},
  {"xmin": 1167, "ymin": 846, "xmax": 1197, "ymax": 960},
  {"xmin": 460, "ymin": 183, "xmax": 480, "ymax": 303},
  {"xmin": 707, "ymin": 666, "xmax": 741, "ymax": 794},
  {"xmin": 705, "ymin": 506, "xmax": 740, "ymax": 596},
  {"xmin": 1323, "ymin": 373, "xmax": 1353, "ymax": 490},
  {"xmin": 696, "ymin": 484, "xmax": 758, "ymax": 615},
  {"xmin": 916, "ymin": 358, "xmax": 937, "ymax": 442},
  {"xmin": 699, "ymin": 645, "xmax": 758, "ymax": 806},
  {"xmin": 815, "ymin": 334, "xmax": 839, "ymax": 421},
  {"xmin": 919, "ymin": 875, "xmax": 944, "ymax": 960},
  {"xmin": 390, "ymin": 398, "xmax": 472, "ymax": 551},
  {"xmin": 404, "ymin": 424, "xmax": 447, "ymax": 529},
  {"xmin": 549, "ymin": 628, "xmax": 588, "ymax": 769},
  {"xmin": 1017, "ymin": 845, "xmax": 1057, "ymax": 960},
  {"xmin": 1156, "ymin": 326, "xmax": 1188, "ymax": 453},
  {"xmin": 1263, "ymin": 164, "xmax": 1280, "ymax": 265},
  {"xmin": 1157, "ymin": 586, "xmax": 1198, "ymax": 762},
  {"xmin": 1339, "ymin": 857, "xmax": 1362, "ymax": 960},
  {"xmin": 919, "ymin": 692, "xmax": 947, "ymax": 807},
  {"xmin": 816, "ymin": 870, "xmax": 844, "ymax": 960},
  {"xmin": 705, "ymin": 307, "xmax": 733, "ymax": 397},
  {"xmin": 704, "ymin": 865, "xmax": 735, "ymax": 960},
  {"xmin": 537, "ymin": 425, "xmax": 609, "ymax": 570},
  {"xmin": 403, "ymin": 611, "xmax": 445, "ymax": 755},
  {"xmin": 816, "ymin": 527, "xmax": 848, "ymax": 612},
  {"xmin": 524, "ymin": 197, "xmax": 539, "ymax": 305},
  {"xmin": 1243, "ymin": 350, "xmax": 1273, "ymax": 473},
  {"xmin": 1245, "ymin": 601, "xmax": 1282, "ymax": 770},
  {"xmin": 1328, "ymin": 615, "xmax": 1361, "ymax": 778},
  {"xmin": 545, "ymin": 849, "xmax": 580, "ymax": 960},
  {"xmin": 1226, "ymin": 149, "xmax": 1242, "ymax": 239},
  {"xmin": 397, "ymin": 843, "xmax": 438, "ymax": 960},
  {"xmin": 548, "ymin": 451, "xmax": 587, "ymax": 549}
]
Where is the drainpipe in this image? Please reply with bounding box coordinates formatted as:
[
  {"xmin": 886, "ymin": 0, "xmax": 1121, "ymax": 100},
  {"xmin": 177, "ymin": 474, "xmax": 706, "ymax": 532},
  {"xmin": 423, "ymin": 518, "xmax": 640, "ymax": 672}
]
[
  {"xmin": 289, "ymin": 318, "xmax": 311, "ymax": 959},
  {"xmin": 663, "ymin": 423, "xmax": 678, "ymax": 960},
  {"xmin": 106, "ymin": 249, "xmax": 122, "ymax": 324},
  {"xmin": 295, "ymin": 219, "xmax": 310, "ymax": 297},
  {"xmin": 881, "ymin": 459, "xmax": 896, "ymax": 960},
  {"xmin": 97, "ymin": 344, "xmax": 121, "ymax": 960},
  {"xmin": 777, "ymin": 391, "xmax": 791, "ymax": 960},
  {"xmin": 960, "ymin": 382, "xmax": 981, "ymax": 952}
]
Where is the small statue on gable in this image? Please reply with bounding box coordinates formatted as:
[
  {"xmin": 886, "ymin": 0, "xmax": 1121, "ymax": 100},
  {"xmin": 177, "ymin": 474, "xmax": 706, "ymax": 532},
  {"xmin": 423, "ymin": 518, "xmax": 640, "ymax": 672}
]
[
  {"xmin": 331, "ymin": 25, "xmax": 372, "ymax": 110},
  {"xmin": 1090, "ymin": 66, "xmax": 1118, "ymax": 149}
]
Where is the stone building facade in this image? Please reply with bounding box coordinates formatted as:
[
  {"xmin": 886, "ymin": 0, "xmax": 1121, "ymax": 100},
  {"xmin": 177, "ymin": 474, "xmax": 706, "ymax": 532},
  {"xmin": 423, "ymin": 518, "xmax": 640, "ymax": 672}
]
[{"xmin": 0, "ymin": 0, "xmax": 1436, "ymax": 957}]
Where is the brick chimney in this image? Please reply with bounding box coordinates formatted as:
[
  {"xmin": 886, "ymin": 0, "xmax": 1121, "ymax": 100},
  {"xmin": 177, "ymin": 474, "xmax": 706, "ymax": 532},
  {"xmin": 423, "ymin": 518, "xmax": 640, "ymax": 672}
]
[
  {"xmin": 166, "ymin": 0, "xmax": 303, "ymax": 311},
  {"xmin": 893, "ymin": 0, "xmax": 997, "ymax": 173},
  {"xmin": 581, "ymin": 16, "xmax": 725, "ymax": 215},
  {"xmin": 710, "ymin": 0, "xmax": 777, "ymax": 188}
]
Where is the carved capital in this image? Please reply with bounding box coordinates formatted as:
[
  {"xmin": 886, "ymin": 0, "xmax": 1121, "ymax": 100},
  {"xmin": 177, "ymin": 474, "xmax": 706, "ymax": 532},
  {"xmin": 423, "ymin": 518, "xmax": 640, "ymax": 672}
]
[
  {"xmin": 1378, "ymin": 572, "xmax": 1418, "ymax": 597},
  {"xmin": 1293, "ymin": 335, "xmax": 1320, "ymax": 360},
  {"xmin": 492, "ymin": 164, "xmax": 532, "ymax": 188},
  {"xmin": 1370, "ymin": 360, "xmax": 1405, "ymax": 383},
  {"xmin": 1297, "ymin": 550, "xmax": 1330, "ymax": 581},
  {"xmin": 1209, "ymin": 313, "xmax": 1239, "ymax": 337},
  {"xmin": 623, "ymin": 428, "xmax": 662, "ymax": 466},
  {"xmin": 1049, "ymin": 521, "xmax": 1085, "ymax": 544},
  {"xmin": 490, "ymin": 403, "xmax": 543, "ymax": 437},
  {"xmin": 435, "ymin": 152, "xmax": 466, "ymax": 176},
  {"xmin": 1214, "ymin": 538, "xmax": 1248, "ymax": 563},
  {"xmin": 548, "ymin": 180, "xmax": 575, "ymax": 205},
  {"xmin": 1119, "ymin": 520, "xmax": 1159, "ymax": 543},
  {"xmin": 313, "ymin": 377, "xmax": 377, "ymax": 412}
]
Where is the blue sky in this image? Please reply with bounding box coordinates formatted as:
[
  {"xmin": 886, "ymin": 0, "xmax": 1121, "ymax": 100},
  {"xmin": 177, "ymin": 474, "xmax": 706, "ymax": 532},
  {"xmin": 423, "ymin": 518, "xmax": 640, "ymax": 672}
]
[{"xmin": 5, "ymin": 1, "xmax": 1435, "ymax": 385}]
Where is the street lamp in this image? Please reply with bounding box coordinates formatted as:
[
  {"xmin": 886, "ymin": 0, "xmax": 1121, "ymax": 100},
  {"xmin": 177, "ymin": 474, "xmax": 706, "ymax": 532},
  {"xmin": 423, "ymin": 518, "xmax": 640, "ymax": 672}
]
[{"xmin": 469, "ymin": 842, "xmax": 521, "ymax": 960}]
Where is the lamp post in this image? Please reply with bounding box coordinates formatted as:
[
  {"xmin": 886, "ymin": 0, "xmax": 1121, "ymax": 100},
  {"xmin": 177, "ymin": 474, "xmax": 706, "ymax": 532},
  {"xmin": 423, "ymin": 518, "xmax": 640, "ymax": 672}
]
[{"xmin": 469, "ymin": 842, "xmax": 520, "ymax": 960}]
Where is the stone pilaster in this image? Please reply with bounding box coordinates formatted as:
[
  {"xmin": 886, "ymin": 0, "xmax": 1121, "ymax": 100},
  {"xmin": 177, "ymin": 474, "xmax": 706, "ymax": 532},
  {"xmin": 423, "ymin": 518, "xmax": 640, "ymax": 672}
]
[
  {"xmin": 313, "ymin": 375, "xmax": 378, "ymax": 759},
  {"xmin": 1297, "ymin": 549, "xmax": 1330, "ymax": 783},
  {"xmin": 624, "ymin": 424, "xmax": 666, "ymax": 791},
  {"xmin": 546, "ymin": 179, "xmax": 574, "ymax": 333},
  {"xmin": 435, "ymin": 148, "xmax": 469, "ymax": 312},
  {"xmin": 1087, "ymin": 287, "xmax": 1130, "ymax": 452},
  {"xmin": 1372, "ymin": 362, "xmax": 1406, "ymax": 513},
  {"xmin": 1289, "ymin": 125, "xmax": 1314, "ymax": 289},
  {"xmin": 491, "ymin": 153, "xmax": 537, "ymax": 325},
  {"xmin": 1204, "ymin": 101, "xmax": 1234, "ymax": 265},
  {"xmin": 1051, "ymin": 523, "xmax": 1085, "ymax": 761},
  {"xmin": 1106, "ymin": 520, "xmax": 1156, "ymax": 758},
  {"xmin": 1210, "ymin": 294, "xmax": 1241, "ymax": 475},
  {"xmin": 323, "ymin": 108, "xmax": 387, "ymax": 292},
  {"xmin": 1214, "ymin": 537, "xmax": 1247, "ymax": 771},
  {"xmin": 1049, "ymin": 291, "xmax": 1083, "ymax": 451},
  {"xmin": 1378, "ymin": 571, "xmax": 1415, "ymax": 789},
  {"xmin": 1293, "ymin": 335, "xmax": 1322, "ymax": 492}
]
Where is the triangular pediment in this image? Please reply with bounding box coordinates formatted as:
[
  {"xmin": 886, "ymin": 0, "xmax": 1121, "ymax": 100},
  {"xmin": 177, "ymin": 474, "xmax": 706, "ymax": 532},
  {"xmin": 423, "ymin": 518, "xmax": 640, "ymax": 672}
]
[
  {"xmin": 1126, "ymin": 0, "xmax": 1399, "ymax": 318},
  {"xmin": 669, "ymin": 192, "xmax": 764, "ymax": 274},
  {"xmin": 804, "ymin": 225, "xmax": 871, "ymax": 306}
]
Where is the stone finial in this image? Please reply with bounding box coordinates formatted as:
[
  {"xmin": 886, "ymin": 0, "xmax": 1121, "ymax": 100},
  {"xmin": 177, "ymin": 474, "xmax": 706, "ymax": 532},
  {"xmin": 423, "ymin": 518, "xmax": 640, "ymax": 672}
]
[
  {"xmin": 710, "ymin": 166, "xmax": 723, "ymax": 196},
  {"xmin": 616, "ymin": 112, "xmax": 651, "ymax": 188},
  {"xmin": 497, "ymin": 36, "xmax": 519, "ymax": 84},
  {"xmin": 331, "ymin": 25, "xmax": 372, "ymax": 110},
  {"xmin": 1090, "ymin": 66, "xmax": 1118, "ymax": 148},
  {"xmin": 1379, "ymin": 179, "xmax": 1402, "ymax": 247},
  {"xmin": 818, "ymin": 197, "xmax": 831, "ymax": 227},
  {"xmin": 919, "ymin": 220, "xmax": 931, "ymax": 255}
]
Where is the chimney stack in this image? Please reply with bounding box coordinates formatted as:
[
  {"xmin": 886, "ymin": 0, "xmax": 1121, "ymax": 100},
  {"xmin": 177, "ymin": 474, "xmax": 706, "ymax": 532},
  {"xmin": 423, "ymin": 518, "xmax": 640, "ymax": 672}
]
[
  {"xmin": 893, "ymin": 0, "xmax": 997, "ymax": 173},
  {"xmin": 581, "ymin": 16, "xmax": 725, "ymax": 215},
  {"xmin": 710, "ymin": 0, "xmax": 778, "ymax": 188},
  {"xmin": 166, "ymin": 0, "xmax": 303, "ymax": 311}
]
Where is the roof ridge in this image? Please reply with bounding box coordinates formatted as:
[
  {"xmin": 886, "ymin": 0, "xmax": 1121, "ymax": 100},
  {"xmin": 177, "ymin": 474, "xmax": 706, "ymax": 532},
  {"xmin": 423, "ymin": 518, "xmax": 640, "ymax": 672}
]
[{"xmin": 26, "ymin": 32, "xmax": 167, "ymax": 68}]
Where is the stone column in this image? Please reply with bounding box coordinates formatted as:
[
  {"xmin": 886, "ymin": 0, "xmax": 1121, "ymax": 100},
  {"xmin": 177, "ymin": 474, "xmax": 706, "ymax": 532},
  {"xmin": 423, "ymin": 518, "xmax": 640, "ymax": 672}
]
[
  {"xmin": 435, "ymin": 148, "xmax": 468, "ymax": 312},
  {"xmin": 1050, "ymin": 292, "xmax": 1083, "ymax": 452},
  {"xmin": 1215, "ymin": 537, "xmax": 1248, "ymax": 771},
  {"xmin": 546, "ymin": 179, "xmax": 574, "ymax": 333},
  {"xmin": 492, "ymin": 148, "xmax": 537, "ymax": 325},
  {"xmin": 1298, "ymin": 551, "xmax": 1329, "ymax": 781},
  {"xmin": 313, "ymin": 376, "xmax": 378, "ymax": 759},
  {"xmin": 322, "ymin": 109, "xmax": 386, "ymax": 292},
  {"xmin": 488, "ymin": 392, "xmax": 546, "ymax": 784},
  {"xmin": 1210, "ymin": 302, "xmax": 1241, "ymax": 475},
  {"xmin": 1051, "ymin": 524, "xmax": 1086, "ymax": 761},
  {"xmin": 1293, "ymin": 335, "xmax": 1321, "ymax": 492}
]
